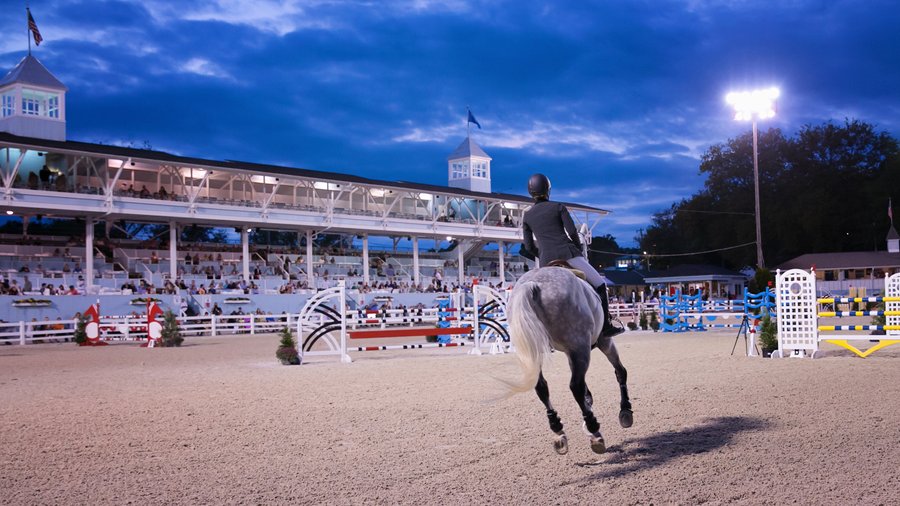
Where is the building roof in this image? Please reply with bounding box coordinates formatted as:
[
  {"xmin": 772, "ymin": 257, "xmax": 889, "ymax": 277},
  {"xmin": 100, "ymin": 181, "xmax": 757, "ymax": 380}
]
[
  {"xmin": 0, "ymin": 55, "xmax": 68, "ymax": 91},
  {"xmin": 447, "ymin": 136, "xmax": 491, "ymax": 160},
  {"xmin": 887, "ymin": 225, "xmax": 899, "ymax": 241},
  {"xmin": 0, "ymin": 131, "xmax": 608, "ymax": 213},
  {"xmin": 777, "ymin": 251, "xmax": 900, "ymax": 271},
  {"xmin": 604, "ymin": 269, "xmax": 649, "ymax": 286},
  {"xmin": 643, "ymin": 264, "xmax": 747, "ymax": 283}
]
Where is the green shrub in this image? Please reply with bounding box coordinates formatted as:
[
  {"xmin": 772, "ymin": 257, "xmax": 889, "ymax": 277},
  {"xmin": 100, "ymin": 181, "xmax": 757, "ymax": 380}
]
[
  {"xmin": 276, "ymin": 326, "xmax": 300, "ymax": 364},
  {"xmin": 758, "ymin": 314, "xmax": 778, "ymax": 351},
  {"xmin": 73, "ymin": 314, "xmax": 88, "ymax": 345},
  {"xmin": 649, "ymin": 312, "xmax": 660, "ymax": 332},
  {"xmin": 159, "ymin": 310, "xmax": 183, "ymax": 347}
]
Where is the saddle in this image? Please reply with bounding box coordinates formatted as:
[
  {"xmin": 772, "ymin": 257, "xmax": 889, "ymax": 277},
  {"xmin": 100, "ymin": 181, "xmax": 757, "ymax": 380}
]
[{"xmin": 547, "ymin": 260, "xmax": 587, "ymax": 281}]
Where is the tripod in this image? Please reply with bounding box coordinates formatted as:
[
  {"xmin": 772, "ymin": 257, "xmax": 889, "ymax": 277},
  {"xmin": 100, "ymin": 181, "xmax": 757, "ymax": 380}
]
[{"xmin": 730, "ymin": 314, "xmax": 759, "ymax": 356}]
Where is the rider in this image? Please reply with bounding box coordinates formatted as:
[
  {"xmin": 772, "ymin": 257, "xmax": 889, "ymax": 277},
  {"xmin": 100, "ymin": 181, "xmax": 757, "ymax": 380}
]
[{"xmin": 521, "ymin": 173, "xmax": 624, "ymax": 338}]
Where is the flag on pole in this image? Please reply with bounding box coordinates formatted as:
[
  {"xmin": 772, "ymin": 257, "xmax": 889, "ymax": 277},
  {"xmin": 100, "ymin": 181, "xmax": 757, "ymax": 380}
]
[
  {"xmin": 467, "ymin": 109, "xmax": 481, "ymax": 129},
  {"xmin": 890, "ymin": 198, "xmax": 893, "ymax": 224},
  {"xmin": 27, "ymin": 8, "xmax": 43, "ymax": 46}
]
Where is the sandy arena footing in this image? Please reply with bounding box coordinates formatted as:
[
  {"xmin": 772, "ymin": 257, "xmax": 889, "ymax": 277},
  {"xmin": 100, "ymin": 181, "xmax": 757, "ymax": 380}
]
[{"xmin": 1, "ymin": 330, "xmax": 899, "ymax": 505}]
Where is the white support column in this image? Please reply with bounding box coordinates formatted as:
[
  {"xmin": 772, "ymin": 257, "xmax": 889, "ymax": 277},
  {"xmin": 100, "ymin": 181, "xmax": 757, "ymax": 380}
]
[
  {"xmin": 498, "ymin": 241, "xmax": 505, "ymax": 285},
  {"xmin": 241, "ymin": 228, "xmax": 250, "ymax": 282},
  {"xmin": 412, "ymin": 236, "xmax": 420, "ymax": 288},
  {"xmin": 458, "ymin": 242, "xmax": 465, "ymax": 287},
  {"xmin": 306, "ymin": 230, "xmax": 314, "ymax": 289},
  {"xmin": 362, "ymin": 234, "xmax": 370, "ymax": 286},
  {"xmin": 169, "ymin": 222, "xmax": 177, "ymax": 282},
  {"xmin": 85, "ymin": 219, "xmax": 94, "ymax": 294}
]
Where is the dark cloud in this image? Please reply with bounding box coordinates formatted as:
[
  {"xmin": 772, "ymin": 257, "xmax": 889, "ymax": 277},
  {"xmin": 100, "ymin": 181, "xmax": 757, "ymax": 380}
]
[{"xmin": 3, "ymin": 0, "xmax": 899, "ymax": 246}]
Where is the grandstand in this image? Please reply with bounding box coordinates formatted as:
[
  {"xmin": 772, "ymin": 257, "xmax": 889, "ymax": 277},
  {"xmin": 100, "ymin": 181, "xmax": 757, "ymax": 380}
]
[{"xmin": 0, "ymin": 54, "xmax": 609, "ymax": 325}]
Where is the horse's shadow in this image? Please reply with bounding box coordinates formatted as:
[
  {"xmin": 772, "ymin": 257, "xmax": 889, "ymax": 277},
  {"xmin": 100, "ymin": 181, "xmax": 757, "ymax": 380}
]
[{"xmin": 575, "ymin": 416, "xmax": 771, "ymax": 479}]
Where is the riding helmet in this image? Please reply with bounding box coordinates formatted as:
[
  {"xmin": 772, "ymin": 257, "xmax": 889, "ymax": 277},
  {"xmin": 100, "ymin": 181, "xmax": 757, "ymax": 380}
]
[{"xmin": 528, "ymin": 173, "xmax": 551, "ymax": 200}]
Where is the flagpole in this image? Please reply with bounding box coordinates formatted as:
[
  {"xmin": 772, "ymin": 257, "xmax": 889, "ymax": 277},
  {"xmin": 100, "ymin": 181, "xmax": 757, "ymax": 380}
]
[
  {"xmin": 26, "ymin": 5, "xmax": 31, "ymax": 55},
  {"xmin": 466, "ymin": 106, "xmax": 470, "ymax": 138}
]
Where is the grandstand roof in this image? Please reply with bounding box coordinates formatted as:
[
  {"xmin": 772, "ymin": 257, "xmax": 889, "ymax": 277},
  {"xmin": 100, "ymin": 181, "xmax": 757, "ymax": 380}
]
[
  {"xmin": 0, "ymin": 55, "xmax": 68, "ymax": 91},
  {"xmin": 0, "ymin": 131, "xmax": 606, "ymax": 214}
]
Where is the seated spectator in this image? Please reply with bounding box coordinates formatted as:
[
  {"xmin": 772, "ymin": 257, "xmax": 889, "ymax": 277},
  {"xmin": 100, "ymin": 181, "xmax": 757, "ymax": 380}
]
[
  {"xmin": 158, "ymin": 186, "xmax": 169, "ymax": 199},
  {"xmin": 62, "ymin": 262, "xmax": 71, "ymax": 273},
  {"xmin": 68, "ymin": 285, "xmax": 78, "ymax": 295},
  {"xmin": 19, "ymin": 265, "xmax": 29, "ymax": 273},
  {"xmin": 150, "ymin": 251, "xmax": 159, "ymax": 264},
  {"xmin": 185, "ymin": 253, "xmax": 192, "ymax": 264},
  {"xmin": 139, "ymin": 185, "xmax": 151, "ymax": 198}
]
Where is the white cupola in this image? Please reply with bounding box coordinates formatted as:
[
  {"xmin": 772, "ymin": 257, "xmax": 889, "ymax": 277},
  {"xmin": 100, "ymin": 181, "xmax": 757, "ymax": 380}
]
[
  {"xmin": 447, "ymin": 136, "xmax": 492, "ymax": 193},
  {"xmin": 0, "ymin": 55, "xmax": 68, "ymax": 141}
]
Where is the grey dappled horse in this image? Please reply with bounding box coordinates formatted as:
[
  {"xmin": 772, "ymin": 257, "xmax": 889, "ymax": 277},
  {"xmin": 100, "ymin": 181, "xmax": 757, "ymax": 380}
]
[{"xmin": 504, "ymin": 266, "xmax": 633, "ymax": 455}]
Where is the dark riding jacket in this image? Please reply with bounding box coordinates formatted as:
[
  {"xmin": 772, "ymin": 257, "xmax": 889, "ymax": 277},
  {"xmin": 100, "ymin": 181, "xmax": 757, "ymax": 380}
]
[{"xmin": 522, "ymin": 200, "xmax": 583, "ymax": 265}]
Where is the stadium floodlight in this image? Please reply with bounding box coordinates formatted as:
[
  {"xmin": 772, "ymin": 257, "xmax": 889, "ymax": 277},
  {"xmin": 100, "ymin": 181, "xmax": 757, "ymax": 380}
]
[
  {"xmin": 726, "ymin": 87, "xmax": 780, "ymax": 269},
  {"xmin": 726, "ymin": 87, "xmax": 779, "ymax": 121}
]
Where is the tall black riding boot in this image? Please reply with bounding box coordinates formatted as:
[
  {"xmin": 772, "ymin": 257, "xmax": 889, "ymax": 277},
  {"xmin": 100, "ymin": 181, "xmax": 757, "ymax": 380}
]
[{"xmin": 597, "ymin": 284, "xmax": 625, "ymax": 338}]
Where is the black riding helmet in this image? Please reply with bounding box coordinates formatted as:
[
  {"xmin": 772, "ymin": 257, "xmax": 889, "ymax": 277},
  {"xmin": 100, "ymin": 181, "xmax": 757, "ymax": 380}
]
[{"xmin": 528, "ymin": 173, "xmax": 551, "ymax": 201}]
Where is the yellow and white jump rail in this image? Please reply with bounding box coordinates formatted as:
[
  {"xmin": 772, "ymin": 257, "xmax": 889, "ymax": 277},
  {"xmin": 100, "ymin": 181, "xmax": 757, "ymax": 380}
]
[{"xmin": 774, "ymin": 269, "xmax": 900, "ymax": 358}]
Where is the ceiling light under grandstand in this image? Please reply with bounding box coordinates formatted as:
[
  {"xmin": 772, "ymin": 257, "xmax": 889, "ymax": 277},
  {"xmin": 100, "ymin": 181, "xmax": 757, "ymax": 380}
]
[
  {"xmin": 5, "ymin": 210, "xmax": 12, "ymax": 215},
  {"xmin": 725, "ymin": 87, "xmax": 780, "ymax": 121}
]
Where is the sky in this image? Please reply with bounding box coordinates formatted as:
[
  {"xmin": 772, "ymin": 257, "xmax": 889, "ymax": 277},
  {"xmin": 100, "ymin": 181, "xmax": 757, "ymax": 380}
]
[{"xmin": 2, "ymin": 0, "xmax": 899, "ymax": 247}]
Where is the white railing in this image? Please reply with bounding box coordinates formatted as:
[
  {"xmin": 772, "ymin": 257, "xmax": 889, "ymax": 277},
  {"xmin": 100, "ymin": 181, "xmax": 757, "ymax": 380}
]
[{"xmin": 0, "ymin": 313, "xmax": 303, "ymax": 345}]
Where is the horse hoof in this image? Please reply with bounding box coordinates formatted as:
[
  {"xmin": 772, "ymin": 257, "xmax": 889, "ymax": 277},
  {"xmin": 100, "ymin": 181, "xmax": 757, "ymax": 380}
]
[
  {"xmin": 553, "ymin": 433, "xmax": 568, "ymax": 455},
  {"xmin": 589, "ymin": 434, "xmax": 606, "ymax": 454},
  {"xmin": 619, "ymin": 409, "xmax": 633, "ymax": 428}
]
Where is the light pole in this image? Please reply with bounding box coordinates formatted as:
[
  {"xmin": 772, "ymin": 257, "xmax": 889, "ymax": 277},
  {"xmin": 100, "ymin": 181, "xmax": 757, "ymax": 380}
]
[{"xmin": 726, "ymin": 87, "xmax": 779, "ymax": 269}]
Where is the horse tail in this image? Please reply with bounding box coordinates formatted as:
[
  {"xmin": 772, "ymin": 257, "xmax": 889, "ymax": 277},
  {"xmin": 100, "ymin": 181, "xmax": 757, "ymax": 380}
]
[{"xmin": 501, "ymin": 281, "xmax": 552, "ymax": 396}]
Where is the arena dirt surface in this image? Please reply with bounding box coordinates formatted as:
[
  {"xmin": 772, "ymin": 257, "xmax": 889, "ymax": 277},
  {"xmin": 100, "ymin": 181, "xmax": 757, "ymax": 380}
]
[{"xmin": 2, "ymin": 331, "xmax": 899, "ymax": 505}]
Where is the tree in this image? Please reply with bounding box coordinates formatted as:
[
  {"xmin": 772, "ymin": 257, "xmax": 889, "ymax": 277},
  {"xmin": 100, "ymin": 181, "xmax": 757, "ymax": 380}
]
[{"xmin": 639, "ymin": 120, "xmax": 900, "ymax": 269}]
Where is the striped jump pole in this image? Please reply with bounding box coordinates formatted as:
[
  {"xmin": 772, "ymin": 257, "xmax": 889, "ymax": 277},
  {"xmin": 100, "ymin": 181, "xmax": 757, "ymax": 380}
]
[
  {"xmin": 818, "ymin": 310, "xmax": 900, "ymax": 317},
  {"xmin": 817, "ymin": 296, "xmax": 900, "ymax": 304},
  {"xmin": 352, "ymin": 342, "xmax": 468, "ymax": 352},
  {"xmin": 818, "ymin": 325, "xmax": 900, "ymax": 332}
]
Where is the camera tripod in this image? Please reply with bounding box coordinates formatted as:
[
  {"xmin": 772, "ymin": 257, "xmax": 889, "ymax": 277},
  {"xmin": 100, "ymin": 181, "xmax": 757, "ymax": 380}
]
[{"xmin": 730, "ymin": 314, "xmax": 760, "ymax": 356}]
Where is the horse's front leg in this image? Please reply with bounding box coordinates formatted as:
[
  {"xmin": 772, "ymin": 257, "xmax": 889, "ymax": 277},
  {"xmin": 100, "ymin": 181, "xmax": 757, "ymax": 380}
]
[
  {"xmin": 596, "ymin": 339, "xmax": 633, "ymax": 428},
  {"xmin": 568, "ymin": 353, "xmax": 605, "ymax": 454},
  {"xmin": 535, "ymin": 372, "xmax": 568, "ymax": 455}
]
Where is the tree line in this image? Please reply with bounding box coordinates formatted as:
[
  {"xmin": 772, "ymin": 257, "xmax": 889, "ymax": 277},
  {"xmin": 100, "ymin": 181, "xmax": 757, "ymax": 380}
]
[{"xmin": 637, "ymin": 119, "xmax": 900, "ymax": 271}]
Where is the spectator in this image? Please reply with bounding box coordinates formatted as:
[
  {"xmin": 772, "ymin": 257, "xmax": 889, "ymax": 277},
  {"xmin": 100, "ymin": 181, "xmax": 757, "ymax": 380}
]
[
  {"xmin": 39, "ymin": 165, "xmax": 52, "ymax": 189},
  {"xmin": 23, "ymin": 276, "xmax": 32, "ymax": 293},
  {"xmin": 139, "ymin": 185, "xmax": 151, "ymax": 198}
]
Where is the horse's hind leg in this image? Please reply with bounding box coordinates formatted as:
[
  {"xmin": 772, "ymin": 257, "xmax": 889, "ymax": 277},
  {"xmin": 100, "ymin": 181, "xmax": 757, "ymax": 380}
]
[
  {"xmin": 535, "ymin": 372, "xmax": 568, "ymax": 455},
  {"xmin": 596, "ymin": 339, "xmax": 633, "ymax": 428},
  {"xmin": 568, "ymin": 353, "xmax": 605, "ymax": 454}
]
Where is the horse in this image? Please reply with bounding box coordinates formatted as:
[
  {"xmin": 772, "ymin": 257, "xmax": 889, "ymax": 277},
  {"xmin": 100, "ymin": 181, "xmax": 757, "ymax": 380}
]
[{"xmin": 503, "ymin": 266, "xmax": 633, "ymax": 455}]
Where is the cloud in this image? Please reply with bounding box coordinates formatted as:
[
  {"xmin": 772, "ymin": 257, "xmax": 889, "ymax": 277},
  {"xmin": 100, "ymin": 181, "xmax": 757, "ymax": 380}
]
[{"xmin": 179, "ymin": 58, "xmax": 233, "ymax": 80}]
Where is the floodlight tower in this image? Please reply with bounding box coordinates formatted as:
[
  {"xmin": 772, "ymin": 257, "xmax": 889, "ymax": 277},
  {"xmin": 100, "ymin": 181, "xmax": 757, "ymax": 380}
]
[{"xmin": 725, "ymin": 87, "xmax": 780, "ymax": 269}]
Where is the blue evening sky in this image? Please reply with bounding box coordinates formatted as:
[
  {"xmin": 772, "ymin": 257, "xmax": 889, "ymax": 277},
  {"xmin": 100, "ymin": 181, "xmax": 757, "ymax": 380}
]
[{"xmin": 3, "ymin": 1, "xmax": 899, "ymax": 246}]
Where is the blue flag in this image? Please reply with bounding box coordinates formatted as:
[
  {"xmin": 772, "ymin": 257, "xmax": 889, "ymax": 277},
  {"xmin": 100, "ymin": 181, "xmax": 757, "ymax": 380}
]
[{"xmin": 467, "ymin": 110, "xmax": 482, "ymax": 129}]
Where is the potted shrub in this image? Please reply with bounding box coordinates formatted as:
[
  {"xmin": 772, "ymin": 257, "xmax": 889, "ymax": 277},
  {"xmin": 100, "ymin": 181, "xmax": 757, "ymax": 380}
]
[
  {"xmin": 159, "ymin": 310, "xmax": 184, "ymax": 347},
  {"xmin": 638, "ymin": 312, "xmax": 648, "ymax": 331},
  {"xmin": 649, "ymin": 312, "xmax": 660, "ymax": 332},
  {"xmin": 626, "ymin": 321, "xmax": 638, "ymax": 331},
  {"xmin": 276, "ymin": 326, "xmax": 300, "ymax": 365},
  {"xmin": 73, "ymin": 314, "xmax": 89, "ymax": 346},
  {"xmin": 758, "ymin": 314, "xmax": 778, "ymax": 357}
]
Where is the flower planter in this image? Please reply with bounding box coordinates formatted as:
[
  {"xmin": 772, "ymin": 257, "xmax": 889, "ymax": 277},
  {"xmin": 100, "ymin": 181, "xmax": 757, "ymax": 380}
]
[
  {"xmin": 224, "ymin": 299, "xmax": 251, "ymax": 304},
  {"xmin": 12, "ymin": 302, "xmax": 52, "ymax": 307}
]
